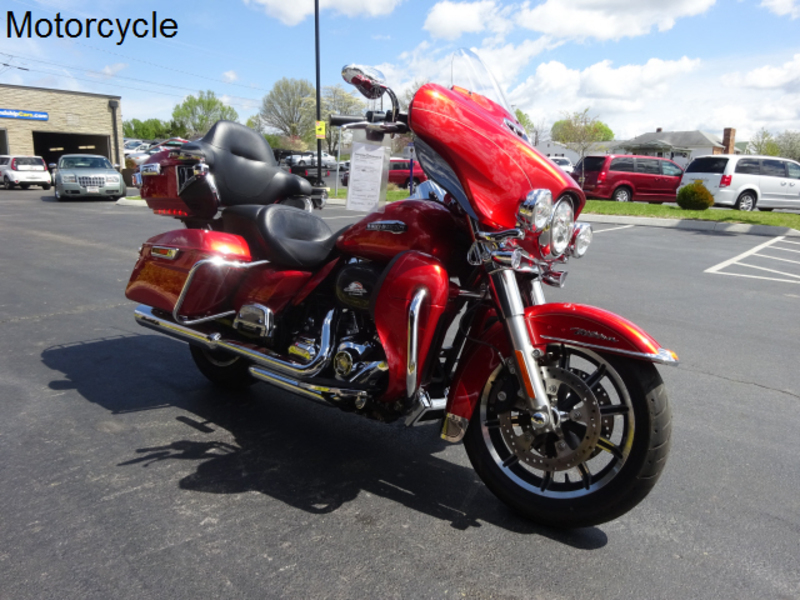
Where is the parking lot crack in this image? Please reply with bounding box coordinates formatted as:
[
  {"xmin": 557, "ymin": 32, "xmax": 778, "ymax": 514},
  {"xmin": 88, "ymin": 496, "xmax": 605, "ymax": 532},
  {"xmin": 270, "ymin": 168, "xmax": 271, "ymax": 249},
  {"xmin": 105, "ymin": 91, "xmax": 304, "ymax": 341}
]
[{"xmin": 682, "ymin": 367, "xmax": 800, "ymax": 400}]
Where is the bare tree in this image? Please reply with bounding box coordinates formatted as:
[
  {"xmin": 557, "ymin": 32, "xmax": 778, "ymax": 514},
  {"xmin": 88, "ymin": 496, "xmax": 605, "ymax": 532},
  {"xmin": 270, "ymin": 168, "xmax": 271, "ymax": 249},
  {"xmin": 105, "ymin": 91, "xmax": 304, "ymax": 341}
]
[{"xmin": 259, "ymin": 78, "xmax": 316, "ymax": 138}]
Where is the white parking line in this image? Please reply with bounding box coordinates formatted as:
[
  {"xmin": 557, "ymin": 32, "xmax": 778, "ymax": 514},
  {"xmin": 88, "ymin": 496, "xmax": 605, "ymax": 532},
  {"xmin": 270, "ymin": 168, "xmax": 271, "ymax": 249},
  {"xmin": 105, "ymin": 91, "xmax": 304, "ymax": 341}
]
[
  {"xmin": 705, "ymin": 235, "xmax": 800, "ymax": 284},
  {"xmin": 593, "ymin": 225, "xmax": 635, "ymax": 233},
  {"xmin": 705, "ymin": 236, "xmax": 785, "ymax": 273}
]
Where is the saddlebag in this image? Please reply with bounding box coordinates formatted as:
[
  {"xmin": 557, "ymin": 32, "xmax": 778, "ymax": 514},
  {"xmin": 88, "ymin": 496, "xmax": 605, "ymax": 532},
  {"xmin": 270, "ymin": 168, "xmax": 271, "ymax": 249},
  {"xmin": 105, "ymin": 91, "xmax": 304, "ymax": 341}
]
[
  {"xmin": 139, "ymin": 151, "xmax": 219, "ymax": 219},
  {"xmin": 125, "ymin": 229, "xmax": 251, "ymax": 318}
]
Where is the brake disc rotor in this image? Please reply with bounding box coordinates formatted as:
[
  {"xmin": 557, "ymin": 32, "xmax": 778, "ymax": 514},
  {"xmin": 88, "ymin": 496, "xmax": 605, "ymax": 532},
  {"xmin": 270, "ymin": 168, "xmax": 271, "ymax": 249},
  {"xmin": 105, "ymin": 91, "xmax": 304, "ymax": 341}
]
[{"xmin": 497, "ymin": 366, "xmax": 602, "ymax": 472}]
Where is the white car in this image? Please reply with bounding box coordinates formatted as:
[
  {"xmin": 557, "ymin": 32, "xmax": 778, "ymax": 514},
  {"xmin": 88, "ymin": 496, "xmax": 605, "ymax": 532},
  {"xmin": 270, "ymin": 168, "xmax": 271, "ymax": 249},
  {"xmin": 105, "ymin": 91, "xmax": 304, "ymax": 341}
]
[
  {"xmin": 550, "ymin": 156, "xmax": 574, "ymax": 174},
  {"xmin": 679, "ymin": 154, "xmax": 800, "ymax": 211},
  {"xmin": 0, "ymin": 155, "xmax": 52, "ymax": 190}
]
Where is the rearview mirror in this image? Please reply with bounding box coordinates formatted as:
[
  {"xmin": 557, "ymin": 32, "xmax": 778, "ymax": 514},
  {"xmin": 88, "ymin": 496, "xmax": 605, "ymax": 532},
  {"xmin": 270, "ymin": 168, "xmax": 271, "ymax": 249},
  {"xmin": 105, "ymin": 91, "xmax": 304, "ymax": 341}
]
[{"xmin": 342, "ymin": 64, "xmax": 387, "ymax": 100}]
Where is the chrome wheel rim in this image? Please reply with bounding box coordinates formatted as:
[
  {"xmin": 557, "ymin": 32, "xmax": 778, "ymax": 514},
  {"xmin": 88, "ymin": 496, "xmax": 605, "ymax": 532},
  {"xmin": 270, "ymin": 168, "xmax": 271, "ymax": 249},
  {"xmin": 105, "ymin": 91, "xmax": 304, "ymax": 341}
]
[
  {"xmin": 738, "ymin": 194, "xmax": 754, "ymax": 211},
  {"xmin": 479, "ymin": 346, "xmax": 635, "ymax": 499},
  {"xmin": 614, "ymin": 188, "xmax": 630, "ymax": 202}
]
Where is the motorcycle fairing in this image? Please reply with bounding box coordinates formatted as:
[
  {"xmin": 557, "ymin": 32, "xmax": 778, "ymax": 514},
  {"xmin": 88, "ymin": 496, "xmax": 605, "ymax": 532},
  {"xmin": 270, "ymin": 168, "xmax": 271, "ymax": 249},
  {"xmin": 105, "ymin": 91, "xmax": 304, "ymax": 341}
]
[
  {"xmin": 371, "ymin": 251, "xmax": 451, "ymax": 403},
  {"xmin": 125, "ymin": 229, "xmax": 251, "ymax": 317},
  {"xmin": 409, "ymin": 83, "xmax": 584, "ymax": 230},
  {"xmin": 447, "ymin": 303, "xmax": 678, "ymax": 421}
]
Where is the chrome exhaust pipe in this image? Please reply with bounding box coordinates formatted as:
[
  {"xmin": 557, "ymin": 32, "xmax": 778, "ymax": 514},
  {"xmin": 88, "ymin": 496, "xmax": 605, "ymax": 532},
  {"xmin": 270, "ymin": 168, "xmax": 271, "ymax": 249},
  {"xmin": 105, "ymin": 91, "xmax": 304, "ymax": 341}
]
[
  {"xmin": 248, "ymin": 366, "xmax": 368, "ymax": 403},
  {"xmin": 134, "ymin": 305, "xmax": 334, "ymax": 379}
]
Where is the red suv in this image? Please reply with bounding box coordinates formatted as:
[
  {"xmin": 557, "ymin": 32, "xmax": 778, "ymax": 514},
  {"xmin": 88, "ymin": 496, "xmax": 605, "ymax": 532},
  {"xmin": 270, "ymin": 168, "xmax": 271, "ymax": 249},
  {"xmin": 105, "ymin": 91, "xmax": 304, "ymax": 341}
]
[
  {"xmin": 341, "ymin": 157, "xmax": 427, "ymax": 188},
  {"xmin": 575, "ymin": 155, "xmax": 684, "ymax": 203}
]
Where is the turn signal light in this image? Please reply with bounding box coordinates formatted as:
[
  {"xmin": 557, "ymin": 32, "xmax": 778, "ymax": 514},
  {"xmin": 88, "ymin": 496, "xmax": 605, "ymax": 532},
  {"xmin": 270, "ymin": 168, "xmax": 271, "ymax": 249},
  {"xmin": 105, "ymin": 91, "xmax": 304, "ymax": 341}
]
[
  {"xmin": 597, "ymin": 171, "xmax": 607, "ymax": 183},
  {"xmin": 154, "ymin": 208, "xmax": 190, "ymax": 217},
  {"xmin": 720, "ymin": 175, "xmax": 732, "ymax": 187}
]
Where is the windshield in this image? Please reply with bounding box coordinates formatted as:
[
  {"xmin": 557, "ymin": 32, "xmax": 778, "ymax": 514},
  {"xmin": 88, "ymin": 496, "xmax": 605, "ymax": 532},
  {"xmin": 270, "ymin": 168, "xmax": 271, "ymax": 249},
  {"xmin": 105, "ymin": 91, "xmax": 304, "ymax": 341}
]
[
  {"xmin": 448, "ymin": 48, "xmax": 511, "ymax": 114},
  {"xmin": 59, "ymin": 157, "xmax": 113, "ymax": 170}
]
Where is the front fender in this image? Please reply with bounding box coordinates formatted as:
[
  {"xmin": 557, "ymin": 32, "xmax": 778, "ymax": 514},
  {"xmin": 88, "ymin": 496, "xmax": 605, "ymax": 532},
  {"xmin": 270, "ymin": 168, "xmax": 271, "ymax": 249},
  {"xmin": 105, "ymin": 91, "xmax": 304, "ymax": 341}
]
[{"xmin": 446, "ymin": 303, "xmax": 677, "ymax": 425}]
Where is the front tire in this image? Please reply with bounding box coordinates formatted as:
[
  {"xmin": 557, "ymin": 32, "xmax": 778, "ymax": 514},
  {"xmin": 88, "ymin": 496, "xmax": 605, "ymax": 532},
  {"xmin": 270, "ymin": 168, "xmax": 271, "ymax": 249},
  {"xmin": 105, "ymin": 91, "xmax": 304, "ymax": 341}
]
[
  {"xmin": 463, "ymin": 345, "xmax": 671, "ymax": 528},
  {"xmin": 189, "ymin": 345, "xmax": 255, "ymax": 389}
]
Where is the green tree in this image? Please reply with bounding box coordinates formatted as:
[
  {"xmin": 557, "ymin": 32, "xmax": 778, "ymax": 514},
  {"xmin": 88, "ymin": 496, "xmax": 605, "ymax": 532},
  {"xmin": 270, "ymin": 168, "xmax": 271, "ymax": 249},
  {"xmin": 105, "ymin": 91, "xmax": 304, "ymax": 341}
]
[
  {"xmin": 747, "ymin": 127, "xmax": 780, "ymax": 156},
  {"xmin": 172, "ymin": 91, "xmax": 238, "ymax": 138},
  {"xmin": 259, "ymin": 78, "xmax": 316, "ymax": 138},
  {"xmin": 318, "ymin": 85, "xmax": 366, "ymax": 154},
  {"xmin": 551, "ymin": 109, "xmax": 613, "ymax": 159},
  {"xmin": 775, "ymin": 130, "xmax": 800, "ymax": 161},
  {"xmin": 123, "ymin": 118, "xmax": 185, "ymax": 140},
  {"xmin": 514, "ymin": 109, "xmax": 548, "ymax": 145}
]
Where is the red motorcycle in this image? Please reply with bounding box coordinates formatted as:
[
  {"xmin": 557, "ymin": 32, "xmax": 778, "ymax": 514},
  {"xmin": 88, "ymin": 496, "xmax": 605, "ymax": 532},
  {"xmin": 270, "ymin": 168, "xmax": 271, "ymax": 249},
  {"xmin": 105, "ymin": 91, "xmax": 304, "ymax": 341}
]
[{"xmin": 126, "ymin": 50, "xmax": 676, "ymax": 528}]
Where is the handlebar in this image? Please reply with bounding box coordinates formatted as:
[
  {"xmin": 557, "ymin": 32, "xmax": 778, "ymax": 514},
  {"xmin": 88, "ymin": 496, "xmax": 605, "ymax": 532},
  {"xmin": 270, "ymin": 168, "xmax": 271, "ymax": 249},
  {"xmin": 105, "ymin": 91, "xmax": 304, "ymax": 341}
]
[{"xmin": 329, "ymin": 114, "xmax": 365, "ymax": 127}]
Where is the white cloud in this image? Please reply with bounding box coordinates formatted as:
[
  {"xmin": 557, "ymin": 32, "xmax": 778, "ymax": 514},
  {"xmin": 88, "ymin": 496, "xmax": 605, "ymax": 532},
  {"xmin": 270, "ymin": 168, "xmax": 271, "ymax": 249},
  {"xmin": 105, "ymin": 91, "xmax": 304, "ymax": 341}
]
[
  {"xmin": 423, "ymin": 1, "xmax": 511, "ymax": 40},
  {"xmin": 579, "ymin": 57, "xmax": 700, "ymax": 99},
  {"xmin": 723, "ymin": 54, "xmax": 800, "ymax": 92},
  {"xmin": 222, "ymin": 70, "xmax": 239, "ymax": 83},
  {"xmin": 760, "ymin": 0, "xmax": 800, "ymax": 18},
  {"xmin": 101, "ymin": 63, "xmax": 127, "ymax": 79},
  {"xmin": 244, "ymin": 0, "xmax": 403, "ymax": 26},
  {"xmin": 518, "ymin": 0, "xmax": 716, "ymax": 41}
]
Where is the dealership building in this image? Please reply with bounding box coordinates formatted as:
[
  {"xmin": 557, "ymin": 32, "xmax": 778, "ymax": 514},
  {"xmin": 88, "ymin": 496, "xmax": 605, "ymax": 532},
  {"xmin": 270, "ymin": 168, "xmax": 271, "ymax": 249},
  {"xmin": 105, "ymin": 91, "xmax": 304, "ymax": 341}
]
[{"xmin": 0, "ymin": 84, "xmax": 124, "ymax": 167}]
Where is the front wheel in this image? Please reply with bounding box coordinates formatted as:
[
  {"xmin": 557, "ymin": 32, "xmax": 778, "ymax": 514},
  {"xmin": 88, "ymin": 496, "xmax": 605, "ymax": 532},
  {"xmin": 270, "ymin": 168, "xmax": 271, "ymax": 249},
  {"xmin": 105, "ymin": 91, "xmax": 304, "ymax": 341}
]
[{"xmin": 463, "ymin": 345, "xmax": 671, "ymax": 528}]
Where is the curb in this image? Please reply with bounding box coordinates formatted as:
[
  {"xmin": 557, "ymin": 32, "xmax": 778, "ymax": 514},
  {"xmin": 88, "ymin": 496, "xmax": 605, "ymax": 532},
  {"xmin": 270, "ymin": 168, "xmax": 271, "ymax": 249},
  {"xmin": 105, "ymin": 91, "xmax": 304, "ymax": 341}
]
[{"xmin": 580, "ymin": 214, "xmax": 800, "ymax": 238}]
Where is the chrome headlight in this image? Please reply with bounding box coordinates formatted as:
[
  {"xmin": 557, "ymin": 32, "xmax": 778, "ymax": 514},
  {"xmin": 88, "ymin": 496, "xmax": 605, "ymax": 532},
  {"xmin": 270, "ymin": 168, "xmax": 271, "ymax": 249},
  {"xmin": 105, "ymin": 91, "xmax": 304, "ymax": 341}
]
[
  {"xmin": 569, "ymin": 223, "xmax": 593, "ymax": 258},
  {"xmin": 61, "ymin": 174, "xmax": 76, "ymax": 183},
  {"xmin": 550, "ymin": 199, "xmax": 575, "ymax": 256},
  {"xmin": 517, "ymin": 189, "xmax": 553, "ymax": 233},
  {"xmin": 106, "ymin": 175, "xmax": 120, "ymax": 183}
]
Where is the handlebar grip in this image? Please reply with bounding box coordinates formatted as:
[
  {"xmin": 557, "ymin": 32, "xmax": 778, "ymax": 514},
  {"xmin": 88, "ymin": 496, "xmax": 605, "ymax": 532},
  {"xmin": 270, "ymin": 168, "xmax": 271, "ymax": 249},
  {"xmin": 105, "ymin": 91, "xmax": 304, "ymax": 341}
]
[{"xmin": 330, "ymin": 114, "xmax": 365, "ymax": 127}]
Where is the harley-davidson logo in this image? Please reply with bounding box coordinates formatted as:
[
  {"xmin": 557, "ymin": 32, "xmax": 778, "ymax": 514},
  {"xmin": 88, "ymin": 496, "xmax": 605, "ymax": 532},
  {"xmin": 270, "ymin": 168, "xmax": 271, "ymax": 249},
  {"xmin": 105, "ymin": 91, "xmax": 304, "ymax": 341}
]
[
  {"xmin": 366, "ymin": 220, "xmax": 407, "ymax": 234},
  {"xmin": 571, "ymin": 327, "xmax": 618, "ymax": 343},
  {"xmin": 343, "ymin": 281, "xmax": 368, "ymax": 296}
]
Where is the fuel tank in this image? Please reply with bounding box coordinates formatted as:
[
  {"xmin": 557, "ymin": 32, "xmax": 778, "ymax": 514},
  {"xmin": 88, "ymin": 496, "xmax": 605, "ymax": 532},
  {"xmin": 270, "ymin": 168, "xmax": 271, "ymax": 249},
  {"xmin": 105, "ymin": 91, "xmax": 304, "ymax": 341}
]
[{"xmin": 335, "ymin": 199, "xmax": 471, "ymax": 270}]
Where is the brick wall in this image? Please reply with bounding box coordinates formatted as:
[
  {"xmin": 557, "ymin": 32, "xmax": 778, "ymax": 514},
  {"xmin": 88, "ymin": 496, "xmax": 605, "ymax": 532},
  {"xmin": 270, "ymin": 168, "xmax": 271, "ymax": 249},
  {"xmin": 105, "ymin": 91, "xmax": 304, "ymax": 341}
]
[{"xmin": 0, "ymin": 85, "xmax": 124, "ymax": 164}]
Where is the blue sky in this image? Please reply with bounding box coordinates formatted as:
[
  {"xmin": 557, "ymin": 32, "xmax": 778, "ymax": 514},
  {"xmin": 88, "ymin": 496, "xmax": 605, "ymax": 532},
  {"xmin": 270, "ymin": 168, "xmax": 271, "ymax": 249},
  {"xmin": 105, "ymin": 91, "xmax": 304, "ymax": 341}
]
[{"xmin": 2, "ymin": 0, "xmax": 799, "ymax": 141}]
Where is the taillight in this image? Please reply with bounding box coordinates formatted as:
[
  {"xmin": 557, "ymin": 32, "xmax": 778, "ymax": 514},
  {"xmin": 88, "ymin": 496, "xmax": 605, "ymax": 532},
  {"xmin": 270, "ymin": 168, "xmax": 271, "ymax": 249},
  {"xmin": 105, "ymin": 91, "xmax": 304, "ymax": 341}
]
[
  {"xmin": 10, "ymin": 159, "xmax": 17, "ymax": 171},
  {"xmin": 720, "ymin": 175, "xmax": 732, "ymax": 187},
  {"xmin": 597, "ymin": 171, "xmax": 607, "ymax": 183},
  {"xmin": 154, "ymin": 208, "xmax": 190, "ymax": 217}
]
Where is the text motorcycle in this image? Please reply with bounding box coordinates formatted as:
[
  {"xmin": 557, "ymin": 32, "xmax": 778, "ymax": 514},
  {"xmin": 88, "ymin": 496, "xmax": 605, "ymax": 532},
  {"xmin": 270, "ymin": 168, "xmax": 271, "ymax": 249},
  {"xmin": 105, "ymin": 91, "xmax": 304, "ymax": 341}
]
[{"xmin": 126, "ymin": 51, "xmax": 677, "ymax": 528}]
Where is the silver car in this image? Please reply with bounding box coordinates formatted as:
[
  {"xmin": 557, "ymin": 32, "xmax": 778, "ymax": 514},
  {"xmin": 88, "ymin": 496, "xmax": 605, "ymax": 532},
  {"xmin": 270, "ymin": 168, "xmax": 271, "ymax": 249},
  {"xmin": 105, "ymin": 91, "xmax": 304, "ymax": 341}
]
[{"xmin": 52, "ymin": 154, "xmax": 126, "ymax": 201}]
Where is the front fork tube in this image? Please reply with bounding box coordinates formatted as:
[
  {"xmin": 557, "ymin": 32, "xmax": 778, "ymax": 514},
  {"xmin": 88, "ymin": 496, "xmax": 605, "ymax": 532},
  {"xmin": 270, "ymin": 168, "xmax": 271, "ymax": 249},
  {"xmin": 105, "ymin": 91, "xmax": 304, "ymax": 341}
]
[{"xmin": 490, "ymin": 270, "xmax": 553, "ymax": 429}]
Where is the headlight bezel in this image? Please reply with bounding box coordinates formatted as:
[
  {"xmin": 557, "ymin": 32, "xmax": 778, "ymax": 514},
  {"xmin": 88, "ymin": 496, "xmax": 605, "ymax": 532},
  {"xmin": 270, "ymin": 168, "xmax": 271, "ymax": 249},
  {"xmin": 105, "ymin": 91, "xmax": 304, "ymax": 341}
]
[
  {"xmin": 517, "ymin": 189, "xmax": 553, "ymax": 233},
  {"xmin": 548, "ymin": 198, "xmax": 575, "ymax": 257}
]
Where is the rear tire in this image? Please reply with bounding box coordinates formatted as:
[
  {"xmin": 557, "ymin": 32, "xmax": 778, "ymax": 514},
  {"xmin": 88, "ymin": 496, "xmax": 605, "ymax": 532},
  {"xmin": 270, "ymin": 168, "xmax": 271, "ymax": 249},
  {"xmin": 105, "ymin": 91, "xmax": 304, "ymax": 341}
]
[
  {"xmin": 20, "ymin": 183, "xmax": 30, "ymax": 190},
  {"xmin": 42, "ymin": 184, "xmax": 51, "ymax": 191},
  {"xmin": 612, "ymin": 186, "xmax": 632, "ymax": 202},
  {"xmin": 735, "ymin": 191, "xmax": 756, "ymax": 211},
  {"xmin": 463, "ymin": 346, "xmax": 671, "ymax": 528},
  {"xmin": 189, "ymin": 345, "xmax": 255, "ymax": 390},
  {"xmin": 4, "ymin": 177, "xmax": 14, "ymax": 190}
]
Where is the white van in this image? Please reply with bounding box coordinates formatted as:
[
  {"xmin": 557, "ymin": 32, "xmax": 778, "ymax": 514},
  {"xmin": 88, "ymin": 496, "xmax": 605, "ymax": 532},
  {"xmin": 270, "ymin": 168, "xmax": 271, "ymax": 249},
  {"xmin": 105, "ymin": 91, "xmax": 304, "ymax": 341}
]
[{"xmin": 679, "ymin": 154, "xmax": 800, "ymax": 211}]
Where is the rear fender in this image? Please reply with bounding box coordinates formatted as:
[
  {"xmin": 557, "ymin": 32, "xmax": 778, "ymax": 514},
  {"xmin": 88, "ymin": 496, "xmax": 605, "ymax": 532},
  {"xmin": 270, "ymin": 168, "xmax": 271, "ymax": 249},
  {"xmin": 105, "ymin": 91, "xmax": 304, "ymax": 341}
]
[{"xmin": 446, "ymin": 302, "xmax": 677, "ymax": 423}]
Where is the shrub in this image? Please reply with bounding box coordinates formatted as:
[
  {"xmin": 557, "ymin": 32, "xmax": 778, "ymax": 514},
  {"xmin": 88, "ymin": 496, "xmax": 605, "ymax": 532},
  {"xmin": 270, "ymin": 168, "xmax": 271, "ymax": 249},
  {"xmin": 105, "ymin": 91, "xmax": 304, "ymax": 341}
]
[
  {"xmin": 677, "ymin": 180, "xmax": 714, "ymax": 211},
  {"xmin": 124, "ymin": 157, "xmax": 137, "ymax": 170}
]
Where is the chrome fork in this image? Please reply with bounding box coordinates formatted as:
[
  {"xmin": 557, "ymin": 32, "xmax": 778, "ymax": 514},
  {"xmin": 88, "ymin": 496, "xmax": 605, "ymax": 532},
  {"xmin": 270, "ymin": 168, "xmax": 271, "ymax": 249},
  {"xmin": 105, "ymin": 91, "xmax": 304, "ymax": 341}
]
[{"xmin": 490, "ymin": 269, "xmax": 554, "ymax": 430}]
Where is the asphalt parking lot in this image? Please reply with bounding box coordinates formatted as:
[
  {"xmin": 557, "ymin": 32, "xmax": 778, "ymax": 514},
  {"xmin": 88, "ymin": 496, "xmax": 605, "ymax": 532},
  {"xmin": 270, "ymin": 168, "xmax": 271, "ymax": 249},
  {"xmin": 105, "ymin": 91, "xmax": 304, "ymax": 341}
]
[{"xmin": 1, "ymin": 188, "xmax": 798, "ymax": 600}]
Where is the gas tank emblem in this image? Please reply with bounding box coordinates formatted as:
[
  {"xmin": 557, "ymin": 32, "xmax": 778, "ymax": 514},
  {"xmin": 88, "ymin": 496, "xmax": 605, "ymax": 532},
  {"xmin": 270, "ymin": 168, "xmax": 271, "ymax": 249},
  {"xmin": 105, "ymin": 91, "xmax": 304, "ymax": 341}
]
[
  {"xmin": 366, "ymin": 220, "xmax": 408, "ymax": 234},
  {"xmin": 343, "ymin": 281, "xmax": 368, "ymax": 296}
]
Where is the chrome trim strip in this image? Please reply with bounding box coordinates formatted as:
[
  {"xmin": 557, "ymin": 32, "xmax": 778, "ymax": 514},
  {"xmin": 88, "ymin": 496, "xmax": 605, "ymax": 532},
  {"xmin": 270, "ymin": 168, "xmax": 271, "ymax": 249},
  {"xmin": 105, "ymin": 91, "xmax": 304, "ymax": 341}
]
[
  {"xmin": 406, "ymin": 288, "xmax": 427, "ymax": 399},
  {"xmin": 366, "ymin": 220, "xmax": 407, "ymax": 234},
  {"xmin": 540, "ymin": 336, "xmax": 680, "ymax": 366},
  {"xmin": 134, "ymin": 305, "xmax": 337, "ymax": 378}
]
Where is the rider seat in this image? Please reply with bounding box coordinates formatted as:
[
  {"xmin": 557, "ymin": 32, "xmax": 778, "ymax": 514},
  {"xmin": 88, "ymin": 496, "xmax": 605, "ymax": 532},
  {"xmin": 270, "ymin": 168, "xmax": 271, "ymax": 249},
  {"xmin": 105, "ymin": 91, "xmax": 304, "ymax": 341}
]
[
  {"xmin": 223, "ymin": 204, "xmax": 340, "ymax": 269},
  {"xmin": 181, "ymin": 120, "xmax": 313, "ymax": 206}
]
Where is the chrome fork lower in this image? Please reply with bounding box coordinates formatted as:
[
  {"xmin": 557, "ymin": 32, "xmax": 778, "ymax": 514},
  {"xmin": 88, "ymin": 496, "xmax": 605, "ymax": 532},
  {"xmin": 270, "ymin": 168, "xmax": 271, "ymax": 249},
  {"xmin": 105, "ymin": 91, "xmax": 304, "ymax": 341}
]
[{"xmin": 490, "ymin": 270, "xmax": 553, "ymax": 429}]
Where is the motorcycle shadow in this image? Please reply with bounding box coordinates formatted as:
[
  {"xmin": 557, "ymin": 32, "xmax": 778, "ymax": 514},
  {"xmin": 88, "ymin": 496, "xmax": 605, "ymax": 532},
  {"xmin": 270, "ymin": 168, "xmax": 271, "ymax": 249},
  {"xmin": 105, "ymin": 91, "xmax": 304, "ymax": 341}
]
[{"xmin": 42, "ymin": 334, "xmax": 607, "ymax": 547}]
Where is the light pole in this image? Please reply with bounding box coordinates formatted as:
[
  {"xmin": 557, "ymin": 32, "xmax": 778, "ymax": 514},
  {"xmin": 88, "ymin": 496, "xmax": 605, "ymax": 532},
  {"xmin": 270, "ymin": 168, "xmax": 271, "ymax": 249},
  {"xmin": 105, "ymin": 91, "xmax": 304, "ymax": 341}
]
[{"xmin": 314, "ymin": 0, "xmax": 323, "ymax": 187}]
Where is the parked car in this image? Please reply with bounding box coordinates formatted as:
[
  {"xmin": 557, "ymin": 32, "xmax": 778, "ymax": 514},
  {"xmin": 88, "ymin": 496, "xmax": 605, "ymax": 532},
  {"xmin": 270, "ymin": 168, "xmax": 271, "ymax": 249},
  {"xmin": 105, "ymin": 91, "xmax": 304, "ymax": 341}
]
[
  {"xmin": 550, "ymin": 156, "xmax": 574, "ymax": 174},
  {"xmin": 679, "ymin": 154, "xmax": 800, "ymax": 211},
  {"xmin": 574, "ymin": 154, "xmax": 684, "ymax": 203},
  {"xmin": 340, "ymin": 157, "xmax": 428, "ymax": 188},
  {"xmin": 0, "ymin": 155, "xmax": 51, "ymax": 190},
  {"xmin": 127, "ymin": 138, "xmax": 188, "ymax": 165},
  {"xmin": 51, "ymin": 154, "xmax": 126, "ymax": 201},
  {"xmin": 285, "ymin": 151, "xmax": 316, "ymax": 167}
]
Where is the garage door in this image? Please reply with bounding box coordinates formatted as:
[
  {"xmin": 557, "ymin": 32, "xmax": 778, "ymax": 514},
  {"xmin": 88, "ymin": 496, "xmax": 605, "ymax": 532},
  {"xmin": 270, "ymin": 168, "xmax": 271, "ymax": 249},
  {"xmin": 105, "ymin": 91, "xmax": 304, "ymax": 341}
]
[{"xmin": 32, "ymin": 132, "xmax": 111, "ymax": 167}]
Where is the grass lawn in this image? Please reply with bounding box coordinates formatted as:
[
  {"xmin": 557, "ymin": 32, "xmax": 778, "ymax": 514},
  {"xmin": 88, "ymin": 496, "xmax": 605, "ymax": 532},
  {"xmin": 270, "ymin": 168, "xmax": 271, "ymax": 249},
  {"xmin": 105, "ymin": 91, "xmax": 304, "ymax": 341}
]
[{"xmin": 583, "ymin": 200, "xmax": 800, "ymax": 230}]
